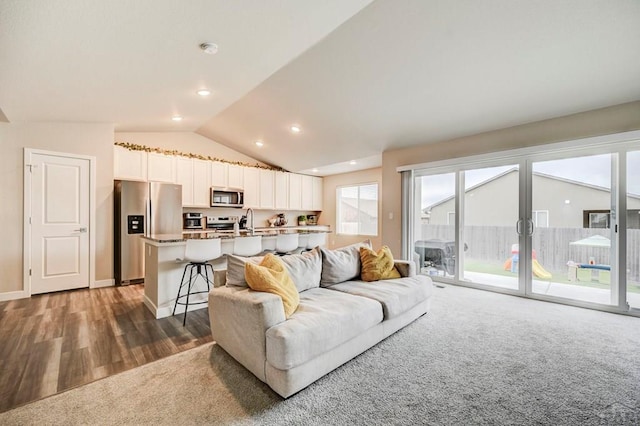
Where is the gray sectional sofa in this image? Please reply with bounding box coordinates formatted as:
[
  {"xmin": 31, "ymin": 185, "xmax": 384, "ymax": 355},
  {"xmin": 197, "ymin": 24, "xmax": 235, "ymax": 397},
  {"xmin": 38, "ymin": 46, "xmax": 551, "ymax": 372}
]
[{"xmin": 208, "ymin": 243, "xmax": 433, "ymax": 398}]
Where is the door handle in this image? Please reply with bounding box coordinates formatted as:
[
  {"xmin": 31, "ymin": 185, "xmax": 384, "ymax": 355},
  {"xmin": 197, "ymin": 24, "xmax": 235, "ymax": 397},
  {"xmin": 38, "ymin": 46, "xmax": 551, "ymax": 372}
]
[
  {"xmin": 72, "ymin": 227, "xmax": 87, "ymax": 233},
  {"xmin": 526, "ymin": 218, "xmax": 535, "ymax": 236},
  {"xmin": 516, "ymin": 219, "xmax": 523, "ymax": 235}
]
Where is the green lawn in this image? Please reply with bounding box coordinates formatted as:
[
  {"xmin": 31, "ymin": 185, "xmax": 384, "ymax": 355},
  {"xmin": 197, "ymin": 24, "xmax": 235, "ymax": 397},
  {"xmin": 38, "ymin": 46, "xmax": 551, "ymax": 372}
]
[{"xmin": 463, "ymin": 259, "xmax": 640, "ymax": 293}]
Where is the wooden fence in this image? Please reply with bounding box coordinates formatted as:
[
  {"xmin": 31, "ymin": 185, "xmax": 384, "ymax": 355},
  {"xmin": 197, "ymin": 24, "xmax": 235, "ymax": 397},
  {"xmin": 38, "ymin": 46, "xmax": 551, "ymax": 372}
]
[{"xmin": 419, "ymin": 225, "xmax": 640, "ymax": 281}]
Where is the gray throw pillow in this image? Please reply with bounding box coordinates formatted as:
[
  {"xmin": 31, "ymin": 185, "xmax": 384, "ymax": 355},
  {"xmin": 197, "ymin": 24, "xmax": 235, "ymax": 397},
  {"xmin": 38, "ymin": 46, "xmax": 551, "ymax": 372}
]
[
  {"xmin": 320, "ymin": 240, "xmax": 372, "ymax": 287},
  {"xmin": 280, "ymin": 247, "xmax": 322, "ymax": 292},
  {"xmin": 225, "ymin": 254, "xmax": 263, "ymax": 287}
]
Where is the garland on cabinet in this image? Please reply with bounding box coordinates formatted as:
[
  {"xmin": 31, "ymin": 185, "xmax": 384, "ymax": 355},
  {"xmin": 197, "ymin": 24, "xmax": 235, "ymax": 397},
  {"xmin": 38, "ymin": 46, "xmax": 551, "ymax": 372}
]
[{"xmin": 114, "ymin": 141, "xmax": 286, "ymax": 172}]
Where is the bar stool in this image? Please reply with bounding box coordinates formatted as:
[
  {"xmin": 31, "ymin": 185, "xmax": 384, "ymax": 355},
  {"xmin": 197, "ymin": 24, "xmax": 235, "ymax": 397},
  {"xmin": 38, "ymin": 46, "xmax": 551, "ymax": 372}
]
[
  {"xmin": 173, "ymin": 238, "xmax": 222, "ymax": 326},
  {"xmin": 305, "ymin": 232, "xmax": 326, "ymax": 250},
  {"xmin": 232, "ymin": 235, "xmax": 263, "ymax": 257},
  {"xmin": 275, "ymin": 233, "xmax": 300, "ymax": 255}
]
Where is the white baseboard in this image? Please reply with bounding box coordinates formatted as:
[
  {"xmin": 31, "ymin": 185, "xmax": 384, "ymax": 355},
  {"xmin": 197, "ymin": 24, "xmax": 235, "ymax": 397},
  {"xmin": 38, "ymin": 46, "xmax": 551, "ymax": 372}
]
[
  {"xmin": 92, "ymin": 279, "xmax": 115, "ymax": 289},
  {"xmin": 144, "ymin": 294, "xmax": 208, "ymax": 319},
  {"xmin": 0, "ymin": 290, "xmax": 30, "ymax": 302}
]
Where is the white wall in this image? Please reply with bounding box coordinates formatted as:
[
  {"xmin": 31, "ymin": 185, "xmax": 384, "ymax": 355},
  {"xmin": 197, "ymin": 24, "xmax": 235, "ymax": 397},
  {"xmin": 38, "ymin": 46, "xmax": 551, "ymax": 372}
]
[
  {"xmin": 0, "ymin": 122, "xmax": 114, "ymax": 295},
  {"xmin": 382, "ymin": 101, "xmax": 640, "ymax": 256}
]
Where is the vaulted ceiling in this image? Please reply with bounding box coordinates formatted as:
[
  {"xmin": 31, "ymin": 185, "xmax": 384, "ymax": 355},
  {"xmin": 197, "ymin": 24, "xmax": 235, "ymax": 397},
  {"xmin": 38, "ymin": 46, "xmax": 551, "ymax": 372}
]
[{"xmin": 2, "ymin": 0, "xmax": 639, "ymax": 175}]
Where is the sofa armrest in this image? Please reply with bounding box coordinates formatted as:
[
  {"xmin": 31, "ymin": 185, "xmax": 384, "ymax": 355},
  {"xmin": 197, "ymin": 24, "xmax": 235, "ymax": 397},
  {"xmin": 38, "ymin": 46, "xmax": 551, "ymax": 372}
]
[
  {"xmin": 208, "ymin": 286, "xmax": 286, "ymax": 381},
  {"xmin": 394, "ymin": 260, "xmax": 416, "ymax": 277}
]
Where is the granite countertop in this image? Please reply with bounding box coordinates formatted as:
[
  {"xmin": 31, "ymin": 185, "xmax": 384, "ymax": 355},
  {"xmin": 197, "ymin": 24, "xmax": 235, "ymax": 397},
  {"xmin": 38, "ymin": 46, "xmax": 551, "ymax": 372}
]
[{"xmin": 142, "ymin": 228, "xmax": 331, "ymax": 244}]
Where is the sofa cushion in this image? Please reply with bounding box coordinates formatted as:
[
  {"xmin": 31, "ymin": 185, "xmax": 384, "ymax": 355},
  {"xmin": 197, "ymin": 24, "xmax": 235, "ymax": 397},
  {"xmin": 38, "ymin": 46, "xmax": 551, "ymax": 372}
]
[
  {"xmin": 327, "ymin": 275, "xmax": 433, "ymax": 320},
  {"xmin": 245, "ymin": 254, "xmax": 300, "ymax": 318},
  {"xmin": 226, "ymin": 254, "xmax": 263, "ymax": 287},
  {"xmin": 359, "ymin": 246, "xmax": 401, "ymax": 282},
  {"xmin": 320, "ymin": 240, "xmax": 371, "ymax": 287},
  {"xmin": 265, "ymin": 288, "xmax": 383, "ymax": 370},
  {"xmin": 280, "ymin": 247, "xmax": 322, "ymax": 292},
  {"xmin": 227, "ymin": 249, "xmax": 322, "ymax": 292}
]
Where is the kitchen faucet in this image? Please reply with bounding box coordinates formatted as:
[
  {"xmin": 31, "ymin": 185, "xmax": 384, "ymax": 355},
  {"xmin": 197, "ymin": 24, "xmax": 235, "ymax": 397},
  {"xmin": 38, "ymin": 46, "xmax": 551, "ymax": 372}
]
[{"xmin": 245, "ymin": 208, "xmax": 254, "ymax": 233}]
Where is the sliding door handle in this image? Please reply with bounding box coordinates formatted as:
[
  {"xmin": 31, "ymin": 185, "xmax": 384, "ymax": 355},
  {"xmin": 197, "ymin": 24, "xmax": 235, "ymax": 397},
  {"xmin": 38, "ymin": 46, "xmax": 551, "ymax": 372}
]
[
  {"xmin": 526, "ymin": 218, "xmax": 535, "ymax": 236},
  {"xmin": 516, "ymin": 219, "xmax": 524, "ymax": 235}
]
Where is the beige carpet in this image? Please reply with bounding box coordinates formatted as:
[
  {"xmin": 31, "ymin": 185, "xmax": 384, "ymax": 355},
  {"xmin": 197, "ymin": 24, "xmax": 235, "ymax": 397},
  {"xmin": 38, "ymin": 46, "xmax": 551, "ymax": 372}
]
[{"xmin": 1, "ymin": 285, "xmax": 639, "ymax": 425}]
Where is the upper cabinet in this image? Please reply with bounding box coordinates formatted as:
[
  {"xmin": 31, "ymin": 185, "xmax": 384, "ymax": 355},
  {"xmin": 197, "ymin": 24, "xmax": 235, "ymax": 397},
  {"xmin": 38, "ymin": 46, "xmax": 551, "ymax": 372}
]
[
  {"xmin": 112, "ymin": 146, "xmax": 323, "ymax": 210},
  {"xmin": 274, "ymin": 171, "xmax": 289, "ymax": 210},
  {"xmin": 176, "ymin": 157, "xmax": 210, "ymax": 207},
  {"xmin": 259, "ymin": 169, "xmax": 275, "ymax": 210},
  {"xmin": 243, "ymin": 167, "xmax": 259, "ymax": 208},
  {"xmin": 228, "ymin": 165, "xmax": 244, "ymax": 189},
  {"xmin": 210, "ymin": 162, "xmax": 228, "ymax": 188},
  {"xmin": 312, "ymin": 176, "xmax": 323, "ymax": 211},
  {"xmin": 192, "ymin": 159, "xmax": 211, "ymax": 207},
  {"xmin": 114, "ymin": 145, "xmax": 147, "ymax": 181},
  {"xmin": 288, "ymin": 173, "xmax": 302, "ymax": 210},
  {"xmin": 147, "ymin": 152, "xmax": 176, "ymax": 183},
  {"xmin": 301, "ymin": 175, "xmax": 313, "ymax": 210}
]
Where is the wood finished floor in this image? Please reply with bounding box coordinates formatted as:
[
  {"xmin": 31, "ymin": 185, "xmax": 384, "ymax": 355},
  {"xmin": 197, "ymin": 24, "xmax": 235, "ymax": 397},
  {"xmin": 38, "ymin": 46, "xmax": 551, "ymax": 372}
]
[{"xmin": 0, "ymin": 284, "xmax": 212, "ymax": 413}]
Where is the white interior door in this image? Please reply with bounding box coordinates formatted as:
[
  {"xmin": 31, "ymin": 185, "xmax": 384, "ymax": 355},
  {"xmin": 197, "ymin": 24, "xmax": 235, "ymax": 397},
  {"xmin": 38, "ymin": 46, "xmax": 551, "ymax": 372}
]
[{"xmin": 27, "ymin": 151, "xmax": 91, "ymax": 294}]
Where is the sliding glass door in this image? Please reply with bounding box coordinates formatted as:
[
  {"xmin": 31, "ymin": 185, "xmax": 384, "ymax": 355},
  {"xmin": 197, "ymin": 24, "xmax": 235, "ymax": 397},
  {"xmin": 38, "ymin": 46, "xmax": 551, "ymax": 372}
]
[
  {"xmin": 627, "ymin": 151, "xmax": 640, "ymax": 309},
  {"xmin": 530, "ymin": 153, "xmax": 616, "ymax": 305},
  {"xmin": 405, "ymin": 133, "xmax": 640, "ymax": 314},
  {"xmin": 460, "ymin": 165, "xmax": 521, "ymax": 290}
]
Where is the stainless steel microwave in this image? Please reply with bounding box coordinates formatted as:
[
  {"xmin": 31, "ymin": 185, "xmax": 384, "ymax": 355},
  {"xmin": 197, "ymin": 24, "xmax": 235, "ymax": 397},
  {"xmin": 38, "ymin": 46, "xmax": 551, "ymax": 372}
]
[{"xmin": 211, "ymin": 187, "xmax": 244, "ymax": 208}]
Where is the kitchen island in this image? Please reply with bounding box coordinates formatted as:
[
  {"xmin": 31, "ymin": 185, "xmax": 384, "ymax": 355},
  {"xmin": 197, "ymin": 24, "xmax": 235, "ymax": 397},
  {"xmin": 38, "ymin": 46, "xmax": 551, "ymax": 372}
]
[{"xmin": 141, "ymin": 227, "xmax": 330, "ymax": 319}]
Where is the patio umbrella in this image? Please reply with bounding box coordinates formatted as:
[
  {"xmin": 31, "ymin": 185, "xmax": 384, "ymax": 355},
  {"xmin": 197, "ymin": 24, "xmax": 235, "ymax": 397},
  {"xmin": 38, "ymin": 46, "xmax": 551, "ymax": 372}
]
[{"xmin": 569, "ymin": 235, "xmax": 611, "ymax": 248}]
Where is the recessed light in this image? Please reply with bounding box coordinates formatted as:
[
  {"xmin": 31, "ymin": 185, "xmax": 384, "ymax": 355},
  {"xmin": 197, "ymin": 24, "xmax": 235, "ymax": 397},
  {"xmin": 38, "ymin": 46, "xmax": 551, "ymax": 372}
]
[
  {"xmin": 349, "ymin": 160, "xmax": 357, "ymax": 165},
  {"xmin": 200, "ymin": 42, "xmax": 218, "ymax": 55},
  {"xmin": 171, "ymin": 115, "xmax": 183, "ymax": 122},
  {"xmin": 312, "ymin": 168, "xmax": 318, "ymax": 172},
  {"xmin": 255, "ymin": 140, "xmax": 264, "ymax": 147},
  {"xmin": 565, "ymin": 199, "xmax": 571, "ymax": 204},
  {"xmin": 197, "ymin": 89, "xmax": 211, "ymax": 96},
  {"xmin": 290, "ymin": 125, "xmax": 301, "ymax": 133}
]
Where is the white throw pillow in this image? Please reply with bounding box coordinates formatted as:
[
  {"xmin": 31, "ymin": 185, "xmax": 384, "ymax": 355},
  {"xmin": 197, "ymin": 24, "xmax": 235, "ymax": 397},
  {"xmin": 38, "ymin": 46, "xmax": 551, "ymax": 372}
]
[
  {"xmin": 320, "ymin": 240, "xmax": 372, "ymax": 287},
  {"xmin": 226, "ymin": 254, "xmax": 263, "ymax": 287},
  {"xmin": 280, "ymin": 247, "xmax": 322, "ymax": 292}
]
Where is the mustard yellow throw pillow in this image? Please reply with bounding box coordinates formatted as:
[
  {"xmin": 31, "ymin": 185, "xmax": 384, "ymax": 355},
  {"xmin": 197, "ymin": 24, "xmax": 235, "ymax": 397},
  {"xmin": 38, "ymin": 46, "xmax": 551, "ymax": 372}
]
[
  {"xmin": 359, "ymin": 246, "xmax": 401, "ymax": 282},
  {"xmin": 244, "ymin": 253, "xmax": 300, "ymax": 318}
]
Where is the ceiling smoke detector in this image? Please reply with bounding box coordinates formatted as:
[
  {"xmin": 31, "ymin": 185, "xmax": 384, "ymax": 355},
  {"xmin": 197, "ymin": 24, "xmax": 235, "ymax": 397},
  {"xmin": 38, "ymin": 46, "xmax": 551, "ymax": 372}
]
[{"xmin": 200, "ymin": 43, "xmax": 218, "ymax": 55}]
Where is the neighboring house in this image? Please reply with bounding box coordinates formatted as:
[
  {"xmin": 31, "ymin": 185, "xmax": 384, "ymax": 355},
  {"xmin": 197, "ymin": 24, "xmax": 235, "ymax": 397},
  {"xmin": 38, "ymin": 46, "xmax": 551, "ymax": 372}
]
[
  {"xmin": 425, "ymin": 168, "xmax": 640, "ymax": 228},
  {"xmin": 339, "ymin": 197, "xmax": 378, "ymax": 235}
]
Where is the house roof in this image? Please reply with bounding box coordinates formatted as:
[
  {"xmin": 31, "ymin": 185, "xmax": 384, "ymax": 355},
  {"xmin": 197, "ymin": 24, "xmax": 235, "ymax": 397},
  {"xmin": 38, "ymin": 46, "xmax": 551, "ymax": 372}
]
[
  {"xmin": 2, "ymin": 1, "xmax": 639, "ymax": 175},
  {"xmin": 423, "ymin": 169, "xmax": 640, "ymax": 212}
]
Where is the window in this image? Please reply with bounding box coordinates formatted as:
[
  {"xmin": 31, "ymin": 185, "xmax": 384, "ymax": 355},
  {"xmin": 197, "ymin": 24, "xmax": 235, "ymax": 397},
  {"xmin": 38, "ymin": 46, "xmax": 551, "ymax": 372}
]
[
  {"xmin": 532, "ymin": 210, "xmax": 549, "ymax": 228},
  {"xmin": 337, "ymin": 183, "xmax": 378, "ymax": 235},
  {"xmin": 447, "ymin": 212, "xmax": 455, "ymax": 225},
  {"xmin": 583, "ymin": 210, "xmax": 610, "ymax": 228}
]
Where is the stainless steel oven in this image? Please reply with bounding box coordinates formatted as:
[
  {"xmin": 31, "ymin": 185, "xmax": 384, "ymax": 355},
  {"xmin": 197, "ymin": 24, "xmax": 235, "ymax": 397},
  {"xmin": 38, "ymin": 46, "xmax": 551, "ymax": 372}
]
[
  {"xmin": 183, "ymin": 212, "xmax": 204, "ymax": 229},
  {"xmin": 211, "ymin": 187, "xmax": 244, "ymax": 208}
]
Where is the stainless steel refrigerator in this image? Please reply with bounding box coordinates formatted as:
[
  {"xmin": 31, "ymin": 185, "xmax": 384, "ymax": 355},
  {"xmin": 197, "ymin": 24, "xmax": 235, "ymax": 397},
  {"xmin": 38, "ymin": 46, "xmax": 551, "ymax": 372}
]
[{"xmin": 114, "ymin": 180, "xmax": 182, "ymax": 285}]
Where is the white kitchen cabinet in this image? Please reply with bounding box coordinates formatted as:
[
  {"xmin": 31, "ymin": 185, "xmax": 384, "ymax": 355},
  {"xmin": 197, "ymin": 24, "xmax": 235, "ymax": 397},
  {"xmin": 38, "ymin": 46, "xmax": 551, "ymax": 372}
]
[
  {"xmin": 114, "ymin": 145, "xmax": 147, "ymax": 181},
  {"xmin": 288, "ymin": 173, "xmax": 302, "ymax": 210},
  {"xmin": 274, "ymin": 171, "xmax": 289, "ymax": 210},
  {"xmin": 228, "ymin": 165, "xmax": 244, "ymax": 189},
  {"xmin": 301, "ymin": 175, "xmax": 313, "ymax": 210},
  {"xmin": 210, "ymin": 162, "xmax": 228, "ymax": 188},
  {"xmin": 243, "ymin": 167, "xmax": 260, "ymax": 208},
  {"xmin": 175, "ymin": 157, "xmax": 194, "ymax": 206},
  {"xmin": 312, "ymin": 176, "xmax": 323, "ymax": 211},
  {"xmin": 193, "ymin": 159, "xmax": 211, "ymax": 207},
  {"xmin": 147, "ymin": 152, "xmax": 176, "ymax": 183},
  {"xmin": 177, "ymin": 157, "xmax": 211, "ymax": 207},
  {"xmin": 259, "ymin": 169, "xmax": 275, "ymax": 209}
]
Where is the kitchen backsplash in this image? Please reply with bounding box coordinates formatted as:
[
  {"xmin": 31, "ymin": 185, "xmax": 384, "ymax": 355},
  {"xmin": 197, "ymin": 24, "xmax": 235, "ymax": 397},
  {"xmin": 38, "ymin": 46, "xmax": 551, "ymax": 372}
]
[{"xmin": 182, "ymin": 207, "xmax": 322, "ymax": 228}]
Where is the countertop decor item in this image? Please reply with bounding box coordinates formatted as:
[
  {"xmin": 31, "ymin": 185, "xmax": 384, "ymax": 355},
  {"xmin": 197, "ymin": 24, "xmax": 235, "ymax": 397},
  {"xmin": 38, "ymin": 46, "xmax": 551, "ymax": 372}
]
[
  {"xmin": 275, "ymin": 213, "xmax": 287, "ymax": 227},
  {"xmin": 298, "ymin": 215, "xmax": 307, "ymax": 226}
]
